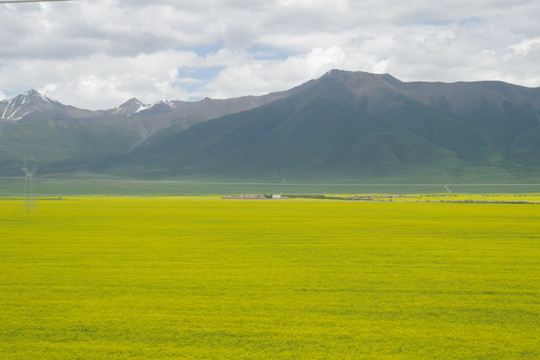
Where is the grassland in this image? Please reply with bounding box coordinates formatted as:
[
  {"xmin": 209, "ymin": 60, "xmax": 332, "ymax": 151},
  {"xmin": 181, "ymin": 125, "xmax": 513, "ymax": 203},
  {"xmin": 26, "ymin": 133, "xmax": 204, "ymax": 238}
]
[
  {"xmin": 2, "ymin": 175, "xmax": 540, "ymax": 196},
  {"xmin": 1, "ymin": 197, "xmax": 539, "ymax": 359}
]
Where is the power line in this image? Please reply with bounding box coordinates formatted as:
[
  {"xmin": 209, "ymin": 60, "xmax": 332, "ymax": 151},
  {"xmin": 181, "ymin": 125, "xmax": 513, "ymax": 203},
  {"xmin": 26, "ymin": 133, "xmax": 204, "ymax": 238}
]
[{"xmin": 0, "ymin": 0, "xmax": 76, "ymax": 3}]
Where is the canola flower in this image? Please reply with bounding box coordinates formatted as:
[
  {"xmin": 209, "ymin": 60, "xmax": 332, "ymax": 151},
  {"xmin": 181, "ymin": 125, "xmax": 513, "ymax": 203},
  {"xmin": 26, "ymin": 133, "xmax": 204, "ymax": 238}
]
[{"xmin": 1, "ymin": 197, "xmax": 539, "ymax": 359}]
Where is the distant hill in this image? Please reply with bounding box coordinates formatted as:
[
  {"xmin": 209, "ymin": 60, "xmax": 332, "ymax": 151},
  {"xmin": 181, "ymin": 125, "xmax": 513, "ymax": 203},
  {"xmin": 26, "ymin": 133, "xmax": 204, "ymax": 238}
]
[
  {"xmin": 111, "ymin": 70, "xmax": 540, "ymax": 181},
  {"xmin": 0, "ymin": 87, "xmax": 293, "ymax": 175},
  {"xmin": 2, "ymin": 70, "xmax": 540, "ymax": 181}
]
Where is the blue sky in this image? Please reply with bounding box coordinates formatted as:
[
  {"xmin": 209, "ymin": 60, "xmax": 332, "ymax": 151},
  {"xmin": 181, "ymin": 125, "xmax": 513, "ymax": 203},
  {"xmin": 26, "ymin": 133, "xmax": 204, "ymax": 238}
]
[{"xmin": 0, "ymin": 0, "xmax": 539, "ymax": 109}]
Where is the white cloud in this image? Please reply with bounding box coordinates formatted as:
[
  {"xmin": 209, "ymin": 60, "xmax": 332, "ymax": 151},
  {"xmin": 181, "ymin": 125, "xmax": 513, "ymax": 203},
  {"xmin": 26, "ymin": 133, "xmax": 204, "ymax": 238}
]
[
  {"xmin": 510, "ymin": 38, "xmax": 540, "ymax": 55},
  {"xmin": 0, "ymin": 0, "xmax": 539, "ymax": 108}
]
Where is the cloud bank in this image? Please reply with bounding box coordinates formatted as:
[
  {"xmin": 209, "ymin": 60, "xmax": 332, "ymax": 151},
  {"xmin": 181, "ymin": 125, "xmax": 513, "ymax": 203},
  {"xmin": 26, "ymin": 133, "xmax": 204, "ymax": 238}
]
[{"xmin": 1, "ymin": 0, "xmax": 539, "ymax": 109}]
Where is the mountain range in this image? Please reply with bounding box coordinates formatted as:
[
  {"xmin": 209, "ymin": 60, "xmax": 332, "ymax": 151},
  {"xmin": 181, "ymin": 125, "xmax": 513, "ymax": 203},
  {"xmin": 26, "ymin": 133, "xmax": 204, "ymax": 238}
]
[{"xmin": 1, "ymin": 70, "xmax": 540, "ymax": 181}]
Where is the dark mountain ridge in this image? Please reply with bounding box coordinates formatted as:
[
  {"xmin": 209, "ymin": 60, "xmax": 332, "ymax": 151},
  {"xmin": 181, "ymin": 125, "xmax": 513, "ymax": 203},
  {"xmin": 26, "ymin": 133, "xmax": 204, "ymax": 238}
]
[
  {"xmin": 0, "ymin": 89, "xmax": 98, "ymax": 123},
  {"xmin": 0, "ymin": 87, "xmax": 296, "ymax": 174},
  {"xmin": 118, "ymin": 70, "xmax": 540, "ymax": 180},
  {"xmin": 2, "ymin": 70, "xmax": 540, "ymax": 180}
]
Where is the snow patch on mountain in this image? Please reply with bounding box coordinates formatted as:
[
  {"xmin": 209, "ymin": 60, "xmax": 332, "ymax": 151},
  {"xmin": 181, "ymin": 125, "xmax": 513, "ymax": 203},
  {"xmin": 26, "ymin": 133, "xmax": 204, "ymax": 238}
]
[
  {"xmin": 0, "ymin": 89, "xmax": 61, "ymax": 121},
  {"xmin": 133, "ymin": 99, "xmax": 177, "ymax": 115},
  {"xmin": 113, "ymin": 98, "xmax": 144, "ymax": 116}
]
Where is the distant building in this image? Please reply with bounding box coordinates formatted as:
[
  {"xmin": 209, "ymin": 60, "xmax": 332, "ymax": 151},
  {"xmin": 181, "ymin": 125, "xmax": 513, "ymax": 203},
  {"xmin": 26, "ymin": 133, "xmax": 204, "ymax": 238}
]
[{"xmin": 272, "ymin": 194, "xmax": 282, "ymax": 199}]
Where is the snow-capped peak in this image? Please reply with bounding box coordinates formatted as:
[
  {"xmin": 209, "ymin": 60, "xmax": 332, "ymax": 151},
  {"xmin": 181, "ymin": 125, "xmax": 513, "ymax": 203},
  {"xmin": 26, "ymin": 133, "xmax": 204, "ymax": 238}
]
[
  {"xmin": 19, "ymin": 89, "xmax": 57, "ymax": 104},
  {"xmin": 132, "ymin": 99, "xmax": 176, "ymax": 115},
  {"xmin": 159, "ymin": 99, "xmax": 174, "ymax": 107},
  {"xmin": 1, "ymin": 89, "xmax": 61, "ymax": 121},
  {"xmin": 113, "ymin": 98, "xmax": 143, "ymax": 115}
]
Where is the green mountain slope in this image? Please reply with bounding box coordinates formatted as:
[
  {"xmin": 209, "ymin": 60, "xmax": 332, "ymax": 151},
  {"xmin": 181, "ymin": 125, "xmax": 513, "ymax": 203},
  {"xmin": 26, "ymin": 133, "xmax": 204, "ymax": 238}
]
[
  {"xmin": 0, "ymin": 119, "xmax": 138, "ymax": 176},
  {"xmin": 113, "ymin": 71, "xmax": 540, "ymax": 181},
  {"xmin": 3, "ymin": 70, "xmax": 540, "ymax": 182}
]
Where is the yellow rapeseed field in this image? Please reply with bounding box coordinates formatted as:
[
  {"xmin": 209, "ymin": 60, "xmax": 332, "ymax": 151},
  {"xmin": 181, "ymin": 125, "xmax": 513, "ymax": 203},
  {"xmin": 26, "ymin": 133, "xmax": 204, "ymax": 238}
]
[{"xmin": 1, "ymin": 197, "xmax": 539, "ymax": 359}]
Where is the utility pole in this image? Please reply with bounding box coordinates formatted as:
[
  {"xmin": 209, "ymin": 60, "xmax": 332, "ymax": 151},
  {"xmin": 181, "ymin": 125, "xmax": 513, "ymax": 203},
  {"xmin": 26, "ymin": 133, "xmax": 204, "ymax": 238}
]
[
  {"xmin": 21, "ymin": 157, "xmax": 38, "ymax": 213},
  {"xmin": 21, "ymin": 130, "xmax": 38, "ymax": 213}
]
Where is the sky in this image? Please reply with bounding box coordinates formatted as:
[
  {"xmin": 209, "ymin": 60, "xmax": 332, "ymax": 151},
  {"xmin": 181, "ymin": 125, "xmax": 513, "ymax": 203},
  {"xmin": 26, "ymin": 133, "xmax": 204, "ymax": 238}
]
[{"xmin": 1, "ymin": 0, "xmax": 539, "ymax": 110}]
